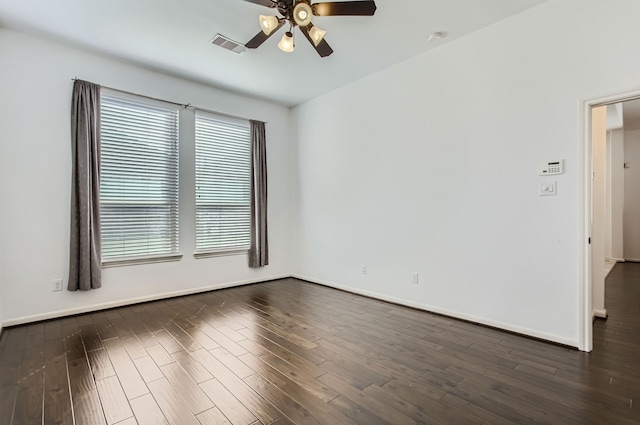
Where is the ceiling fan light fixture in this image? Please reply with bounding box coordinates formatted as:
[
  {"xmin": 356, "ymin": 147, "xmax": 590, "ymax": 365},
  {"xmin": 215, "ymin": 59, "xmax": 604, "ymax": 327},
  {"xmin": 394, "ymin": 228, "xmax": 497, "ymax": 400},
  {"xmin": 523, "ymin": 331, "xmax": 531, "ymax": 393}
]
[
  {"xmin": 259, "ymin": 15, "xmax": 280, "ymax": 35},
  {"xmin": 243, "ymin": 0, "xmax": 377, "ymax": 57},
  {"xmin": 293, "ymin": 2, "xmax": 313, "ymax": 26},
  {"xmin": 278, "ymin": 31, "xmax": 295, "ymax": 52},
  {"xmin": 308, "ymin": 26, "xmax": 326, "ymax": 46}
]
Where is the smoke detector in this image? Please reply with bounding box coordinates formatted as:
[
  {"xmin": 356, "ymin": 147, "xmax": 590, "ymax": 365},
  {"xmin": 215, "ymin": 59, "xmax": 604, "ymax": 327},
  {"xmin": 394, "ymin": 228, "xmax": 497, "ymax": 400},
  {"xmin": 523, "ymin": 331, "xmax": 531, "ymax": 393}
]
[{"xmin": 428, "ymin": 31, "xmax": 448, "ymax": 42}]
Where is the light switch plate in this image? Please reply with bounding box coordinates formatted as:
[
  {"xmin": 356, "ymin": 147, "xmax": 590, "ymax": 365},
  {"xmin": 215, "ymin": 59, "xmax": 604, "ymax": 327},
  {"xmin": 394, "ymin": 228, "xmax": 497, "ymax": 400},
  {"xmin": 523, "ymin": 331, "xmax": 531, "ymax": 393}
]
[{"xmin": 539, "ymin": 181, "xmax": 557, "ymax": 196}]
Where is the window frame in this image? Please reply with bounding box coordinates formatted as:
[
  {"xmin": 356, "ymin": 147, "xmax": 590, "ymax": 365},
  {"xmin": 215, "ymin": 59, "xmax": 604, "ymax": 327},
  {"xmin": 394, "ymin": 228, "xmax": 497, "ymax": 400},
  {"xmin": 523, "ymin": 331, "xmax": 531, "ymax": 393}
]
[
  {"xmin": 99, "ymin": 89, "xmax": 182, "ymax": 266},
  {"xmin": 194, "ymin": 110, "xmax": 252, "ymax": 258}
]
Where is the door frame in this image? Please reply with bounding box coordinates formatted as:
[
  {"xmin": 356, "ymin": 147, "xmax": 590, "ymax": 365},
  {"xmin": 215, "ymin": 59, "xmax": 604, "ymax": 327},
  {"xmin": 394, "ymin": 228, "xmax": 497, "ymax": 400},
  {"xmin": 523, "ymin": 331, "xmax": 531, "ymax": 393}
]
[{"xmin": 579, "ymin": 87, "xmax": 640, "ymax": 352}]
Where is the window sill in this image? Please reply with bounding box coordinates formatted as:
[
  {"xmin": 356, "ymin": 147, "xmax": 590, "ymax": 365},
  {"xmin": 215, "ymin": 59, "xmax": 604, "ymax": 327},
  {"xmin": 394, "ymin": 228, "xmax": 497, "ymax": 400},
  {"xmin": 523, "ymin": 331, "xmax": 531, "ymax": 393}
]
[
  {"xmin": 194, "ymin": 249, "xmax": 248, "ymax": 259},
  {"xmin": 102, "ymin": 254, "xmax": 183, "ymax": 268}
]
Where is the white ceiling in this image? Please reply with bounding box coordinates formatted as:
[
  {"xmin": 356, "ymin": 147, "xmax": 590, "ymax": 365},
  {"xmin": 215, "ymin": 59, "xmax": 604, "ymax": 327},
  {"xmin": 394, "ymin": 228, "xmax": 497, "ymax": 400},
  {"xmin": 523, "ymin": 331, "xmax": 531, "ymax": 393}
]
[{"xmin": 0, "ymin": 0, "xmax": 545, "ymax": 106}]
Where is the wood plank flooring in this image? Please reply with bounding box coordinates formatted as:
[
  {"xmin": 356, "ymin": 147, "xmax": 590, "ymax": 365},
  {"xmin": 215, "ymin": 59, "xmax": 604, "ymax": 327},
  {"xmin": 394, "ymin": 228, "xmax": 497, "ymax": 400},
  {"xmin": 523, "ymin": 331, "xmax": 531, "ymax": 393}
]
[{"xmin": 0, "ymin": 269, "xmax": 639, "ymax": 424}]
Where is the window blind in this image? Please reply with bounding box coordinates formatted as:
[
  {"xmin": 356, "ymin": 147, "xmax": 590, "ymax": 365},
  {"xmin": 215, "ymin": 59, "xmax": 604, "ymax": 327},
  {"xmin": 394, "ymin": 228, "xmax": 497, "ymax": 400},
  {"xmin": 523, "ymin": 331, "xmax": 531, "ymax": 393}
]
[
  {"xmin": 100, "ymin": 91, "xmax": 180, "ymax": 262},
  {"xmin": 195, "ymin": 111, "xmax": 251, "ymax": 254}
]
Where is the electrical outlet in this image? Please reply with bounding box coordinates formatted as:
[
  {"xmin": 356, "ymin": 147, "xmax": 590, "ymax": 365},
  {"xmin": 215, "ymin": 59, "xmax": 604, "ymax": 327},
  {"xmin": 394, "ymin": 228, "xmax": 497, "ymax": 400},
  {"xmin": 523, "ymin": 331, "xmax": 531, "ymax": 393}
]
[
  {"xmin": 411, "ymin": 272, "xmax": 419, "ymax": 284},
  {"xmin": 362, "ymin": 265, "xmax": 367, "ymax": 275},
  {"xmin": 52, "ymin": 278, "xmax": 63, "ymax": 292}
]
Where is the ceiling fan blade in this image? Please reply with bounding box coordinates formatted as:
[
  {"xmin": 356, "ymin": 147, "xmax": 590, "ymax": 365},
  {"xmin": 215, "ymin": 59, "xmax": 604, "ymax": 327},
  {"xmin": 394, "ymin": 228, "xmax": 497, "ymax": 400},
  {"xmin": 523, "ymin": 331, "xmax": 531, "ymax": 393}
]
[
  {"xmin": 245, "ymin": 20, "xmax": 285, "ymax": 48},
  {"xmin": 241, "ymin": 0, "xmax": 277, "ymax": 8},
  {"xmin": 300, "ymin": 24, "xmax": 334, "ymax": 57},
  {"xmin": 311, "ymin": 1, "xmax": 376, "ymax": 16}
]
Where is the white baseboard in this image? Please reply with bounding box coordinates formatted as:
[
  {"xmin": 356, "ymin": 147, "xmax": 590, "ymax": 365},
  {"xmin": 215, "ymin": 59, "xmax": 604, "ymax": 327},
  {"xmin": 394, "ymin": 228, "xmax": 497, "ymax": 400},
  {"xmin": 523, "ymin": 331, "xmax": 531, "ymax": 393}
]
[
  {"xmin": 609, "ymin": 258, "xmax": 625, "ymax": 263},
  {"xmin": 2, "ymin": 273, "xmax": 581, "ymax": 349},
  {"xmin": 593, "ymin": 309, "xmax": 608, "ymax": 319},
  {"xmin": 2, "ymin": 274, "xmax": 290, "ymax": 327},
  {"xmin": 291, "ymin": 274, "xmax": 578, "ymax": 348},
  {"xmin": 624, "ymin": 258, "xmax": 640, "ymax": 263}
]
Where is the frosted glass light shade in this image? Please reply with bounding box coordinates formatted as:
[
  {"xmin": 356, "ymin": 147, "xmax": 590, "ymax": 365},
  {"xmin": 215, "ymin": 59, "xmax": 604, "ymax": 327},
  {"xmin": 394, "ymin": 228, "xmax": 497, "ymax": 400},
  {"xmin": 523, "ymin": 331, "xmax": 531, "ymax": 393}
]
[
  {"xmin": 309, "ymin": 26, "xmax": 326, "ymax": 46},
  {"xmin": 293, "ymin": 2, "xmax": 313, "ymax": 26},
  {"xmin": 259, "ymin": 15, "xmax": 279, "ymax": 35},
  {"xmin": 278, "ymin": 32, "xmax": 294, "ymax": 52}
]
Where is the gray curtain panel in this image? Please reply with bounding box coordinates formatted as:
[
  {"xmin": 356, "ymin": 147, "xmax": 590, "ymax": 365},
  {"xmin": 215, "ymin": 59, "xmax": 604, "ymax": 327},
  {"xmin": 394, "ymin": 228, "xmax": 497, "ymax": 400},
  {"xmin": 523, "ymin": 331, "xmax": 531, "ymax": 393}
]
[
  {"xmin": 68, "ymin": 80, "xmax": 102, "ymax": 290},
  {"xmin": 249, "ymin": 120, "xmax": 269, "ymax": 267}
]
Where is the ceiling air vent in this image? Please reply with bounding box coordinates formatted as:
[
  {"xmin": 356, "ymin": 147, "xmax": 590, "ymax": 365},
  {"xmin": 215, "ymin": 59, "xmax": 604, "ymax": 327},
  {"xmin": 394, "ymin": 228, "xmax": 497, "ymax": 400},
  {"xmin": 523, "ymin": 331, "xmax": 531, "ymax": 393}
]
[{"xmin": 210, "ymin": 34, "xmax": 246, "ymax": 54}]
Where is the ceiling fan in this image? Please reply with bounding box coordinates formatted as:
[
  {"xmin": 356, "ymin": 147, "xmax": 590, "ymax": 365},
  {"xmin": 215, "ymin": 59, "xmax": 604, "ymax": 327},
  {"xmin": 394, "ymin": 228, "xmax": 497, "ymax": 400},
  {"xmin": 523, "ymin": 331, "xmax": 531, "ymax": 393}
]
[{"xmin": 243, "ymin": 0, "xmax": 377, "ymax": 57}]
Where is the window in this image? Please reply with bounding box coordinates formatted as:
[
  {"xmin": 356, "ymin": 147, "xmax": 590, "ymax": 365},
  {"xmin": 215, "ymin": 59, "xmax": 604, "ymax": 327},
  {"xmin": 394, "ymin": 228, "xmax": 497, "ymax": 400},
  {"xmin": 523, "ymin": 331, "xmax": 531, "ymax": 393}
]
[
  {"xmin": 100, "ymin": 91, "xmax": 180, "ymax": 263},
  {"xmin": 195, "ymin": 111, "xmax": 251, "ymax": 255}
]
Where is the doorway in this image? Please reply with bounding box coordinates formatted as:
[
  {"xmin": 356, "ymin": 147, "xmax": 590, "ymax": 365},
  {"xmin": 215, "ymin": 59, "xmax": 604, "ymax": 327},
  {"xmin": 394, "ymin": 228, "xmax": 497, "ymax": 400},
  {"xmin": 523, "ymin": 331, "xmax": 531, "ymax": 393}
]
[{"xmin": 581, "ymin": 90, "xmax": 640, "ymax": 352}]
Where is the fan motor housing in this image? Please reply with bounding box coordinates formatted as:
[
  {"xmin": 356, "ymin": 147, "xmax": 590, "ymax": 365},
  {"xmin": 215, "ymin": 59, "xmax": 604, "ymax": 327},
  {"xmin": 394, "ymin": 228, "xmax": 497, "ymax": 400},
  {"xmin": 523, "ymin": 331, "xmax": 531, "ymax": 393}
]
[{"xmin": 276, "ymin": 0, "xmax": 293, "ymax": 18}]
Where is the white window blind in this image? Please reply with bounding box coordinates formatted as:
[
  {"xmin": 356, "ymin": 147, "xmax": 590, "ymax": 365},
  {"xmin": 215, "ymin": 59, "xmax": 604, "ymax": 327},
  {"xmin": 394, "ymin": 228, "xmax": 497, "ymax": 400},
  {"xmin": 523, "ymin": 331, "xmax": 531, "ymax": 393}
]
[
  {"xmin": 195, "ymin": 111, "xmax": 251, "ymax": 255},
  {"xmin": 100, "ymin": 91, "xmax": 180, "ymax": 263}
]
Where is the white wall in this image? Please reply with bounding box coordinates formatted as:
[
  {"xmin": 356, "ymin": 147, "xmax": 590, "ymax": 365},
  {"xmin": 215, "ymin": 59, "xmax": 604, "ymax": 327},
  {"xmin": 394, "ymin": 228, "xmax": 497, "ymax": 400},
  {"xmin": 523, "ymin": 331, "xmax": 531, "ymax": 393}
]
[
  {"xmin": 0, "ymin": 242, "xmax": 3, "ymax": 335},
  {"xmin": 606, "ymin": 128, "xmax": 625, "ymax": 261},
  {"xmin": 292, "ymin": 0, "xmax": 640, "ymax": 347},
  {"xmin": 624, "ymin": 129, "xmax": 640, "ymax": 261},
  {"xmin": 0, "ymin": 28, "xmax": 294, "ymax": 325},
  {"xmin": 0, "ymin": 186, "xmax": 3, "ymax": 333}
]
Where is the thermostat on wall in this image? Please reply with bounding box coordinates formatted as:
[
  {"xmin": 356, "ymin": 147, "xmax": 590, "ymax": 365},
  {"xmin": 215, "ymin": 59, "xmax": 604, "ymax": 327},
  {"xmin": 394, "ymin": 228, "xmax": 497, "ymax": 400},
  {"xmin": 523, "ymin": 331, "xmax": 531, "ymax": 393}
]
[{"xmin": 538, "ymin": 159, "xmax": 564, "ymax": 176}]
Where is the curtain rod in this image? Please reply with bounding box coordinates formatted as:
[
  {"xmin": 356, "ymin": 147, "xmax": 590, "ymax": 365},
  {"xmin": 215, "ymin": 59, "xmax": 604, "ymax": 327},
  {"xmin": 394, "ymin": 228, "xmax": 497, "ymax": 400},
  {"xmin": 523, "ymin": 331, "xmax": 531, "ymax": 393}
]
[
  {"xmin": 71, "ymin": 78, "xmax": 265, "ymax": 124},
  {"xmin": 72, "ymin": 78, "xmax": 186, "ymax": 108},
  {"xmin": 191, "ymin": 105, "xmax": 266, "ymax": 124}
]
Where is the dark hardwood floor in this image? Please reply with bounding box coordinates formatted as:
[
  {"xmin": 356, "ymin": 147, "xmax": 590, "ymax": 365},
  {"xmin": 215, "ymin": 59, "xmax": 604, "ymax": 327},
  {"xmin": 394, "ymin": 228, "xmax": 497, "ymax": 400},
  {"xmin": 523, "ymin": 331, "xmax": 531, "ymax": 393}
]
[{"xmin": 1, "ymin": 268, "xmax": 639, "ymax": 424}]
